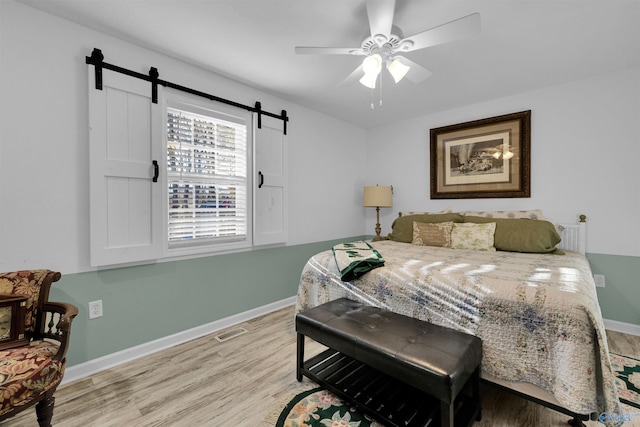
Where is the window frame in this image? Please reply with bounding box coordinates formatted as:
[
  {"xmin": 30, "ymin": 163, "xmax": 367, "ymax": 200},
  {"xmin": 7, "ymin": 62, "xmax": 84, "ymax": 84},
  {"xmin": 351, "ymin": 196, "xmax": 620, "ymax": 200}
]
[{"xmin": 161, "ymin": 90, "xmax": 254, "ymax": 258}]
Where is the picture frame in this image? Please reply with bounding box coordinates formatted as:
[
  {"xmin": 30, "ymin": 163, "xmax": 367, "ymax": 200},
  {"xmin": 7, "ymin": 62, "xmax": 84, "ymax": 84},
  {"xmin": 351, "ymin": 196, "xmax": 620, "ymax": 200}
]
[{"xmin": 430, "ymin": 110, "xmax": 531, "ymax": 199}]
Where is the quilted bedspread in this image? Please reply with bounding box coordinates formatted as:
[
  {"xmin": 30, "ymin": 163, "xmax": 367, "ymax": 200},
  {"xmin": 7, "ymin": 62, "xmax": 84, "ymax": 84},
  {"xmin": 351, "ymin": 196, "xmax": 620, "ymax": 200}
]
[{"xmin": 296, "ymin": 240, "xmax": 622, "ymax": 422}]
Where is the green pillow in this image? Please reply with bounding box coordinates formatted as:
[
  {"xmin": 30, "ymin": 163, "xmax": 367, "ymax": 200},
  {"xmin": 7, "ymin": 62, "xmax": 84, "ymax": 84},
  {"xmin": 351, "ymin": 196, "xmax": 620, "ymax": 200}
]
[
  {"xmin": 388, "ymin": 213, "xmax": 464, "ymax": 243},
  {"xmin": 463, "ymin": 216, "xmax": 563, "ymax": 254}
]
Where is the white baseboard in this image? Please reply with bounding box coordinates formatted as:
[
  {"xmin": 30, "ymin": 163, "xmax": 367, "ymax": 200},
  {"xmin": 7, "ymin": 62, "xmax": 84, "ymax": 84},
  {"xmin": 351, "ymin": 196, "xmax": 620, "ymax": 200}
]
[
  {"xmin": 62, "ymin": 296, "xmax": 297, "ymax": 385},
  {"xmin": 604, "ymin": 318, "xmax": 640, "ymax": 336},
  {"xmin": 63, "ymin": 304, "xmax": 638, "ymax": 386}
]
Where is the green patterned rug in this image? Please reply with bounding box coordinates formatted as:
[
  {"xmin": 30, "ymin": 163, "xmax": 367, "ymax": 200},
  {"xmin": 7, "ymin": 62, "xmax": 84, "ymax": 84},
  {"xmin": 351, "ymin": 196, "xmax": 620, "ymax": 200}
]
[
  {"xmin": 610, "ymin": 353, "xmax": 640, "ymax": 409},
  {"xmin": 275, "ymin": 387, "xmax": 385, "ymax": 427},
  {"xmin": 273, "ymin": 355, "xmax": 640, "ymax": 426}
]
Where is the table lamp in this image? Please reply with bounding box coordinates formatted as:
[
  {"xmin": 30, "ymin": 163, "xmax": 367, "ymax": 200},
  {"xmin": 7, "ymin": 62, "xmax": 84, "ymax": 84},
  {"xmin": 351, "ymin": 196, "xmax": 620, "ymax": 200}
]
[{"xmin": 363, "ymin": 185, "xmax": 393, "ymax": 241}]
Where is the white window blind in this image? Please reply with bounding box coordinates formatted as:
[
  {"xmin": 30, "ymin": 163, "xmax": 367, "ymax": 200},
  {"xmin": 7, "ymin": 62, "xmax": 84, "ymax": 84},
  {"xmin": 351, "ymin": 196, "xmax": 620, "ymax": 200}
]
[{"xmin": 167, "ymin": 107, "xmax": 248, "ymax": 247}]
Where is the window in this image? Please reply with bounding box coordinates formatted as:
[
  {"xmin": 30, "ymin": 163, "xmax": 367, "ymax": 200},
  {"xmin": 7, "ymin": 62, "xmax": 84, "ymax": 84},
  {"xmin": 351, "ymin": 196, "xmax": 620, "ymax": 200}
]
[{"xmin": 165, "ymin": 97, "xmax": 252, "ymax": 253}]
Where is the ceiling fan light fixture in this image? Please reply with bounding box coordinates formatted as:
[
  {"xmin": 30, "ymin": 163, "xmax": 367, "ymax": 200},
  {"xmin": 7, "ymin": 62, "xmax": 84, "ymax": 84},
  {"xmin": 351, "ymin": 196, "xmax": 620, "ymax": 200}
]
[
  {"xmin": 387, "ymin": 58, "xmax": 410, "ymax": 83},
  {"xmin": 295, "ymin": 3, "xmax": 481, "ymax": 101},
  {"xmin": 359, "ymin": 53, "xmax": 383, "ymax": 88},
  {"xmin": 362, "ymin": 53, "xmax": 382, "ymax": 75},
  {"xmin": 359, "ymin": 72, "xmax": 378, "ymax": 89}
]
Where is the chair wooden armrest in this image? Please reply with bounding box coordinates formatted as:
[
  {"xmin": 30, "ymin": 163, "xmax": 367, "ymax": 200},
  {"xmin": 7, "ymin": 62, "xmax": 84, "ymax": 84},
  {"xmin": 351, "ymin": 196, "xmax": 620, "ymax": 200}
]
[{"xmin": 39, "ymin": 302, "xmax": 79, "ymax": 362}]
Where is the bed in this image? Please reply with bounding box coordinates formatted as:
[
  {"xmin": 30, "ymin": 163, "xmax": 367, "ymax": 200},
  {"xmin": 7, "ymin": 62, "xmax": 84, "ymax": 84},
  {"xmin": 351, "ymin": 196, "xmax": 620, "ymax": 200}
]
[{"xmin": 295, "ymin": 210, "xmax": 622, "ymax": 425}]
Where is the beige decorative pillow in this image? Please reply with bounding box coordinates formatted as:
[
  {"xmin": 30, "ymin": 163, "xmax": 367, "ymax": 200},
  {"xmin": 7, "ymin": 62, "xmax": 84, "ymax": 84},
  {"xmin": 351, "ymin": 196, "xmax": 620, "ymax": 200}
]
[
  {"xmin": 451, "ymin": 222, "xmax": 497, "ymax": 251},
  {"xmin": 388, "ymin": 213, "xmax": 464, "ymax": 243},
  {"xmin": 412, "ymin": 221, "xmax": 453, "ymax": 247}
]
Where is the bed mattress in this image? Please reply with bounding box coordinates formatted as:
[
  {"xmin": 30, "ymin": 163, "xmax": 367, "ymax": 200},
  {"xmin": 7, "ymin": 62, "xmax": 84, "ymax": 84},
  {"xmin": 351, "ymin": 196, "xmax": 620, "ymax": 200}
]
[{"xmin": 296, "ymin": 240, "xmax": 621, "ymax": 418}]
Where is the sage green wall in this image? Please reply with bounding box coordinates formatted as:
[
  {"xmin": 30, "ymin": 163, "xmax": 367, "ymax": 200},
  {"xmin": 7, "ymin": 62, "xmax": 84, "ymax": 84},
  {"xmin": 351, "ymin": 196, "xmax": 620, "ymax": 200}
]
[
  {"xmin": 43, "ymin": 242, "xmax": 640, "ymax": 368},
  {"xmin": 589, "ymin": 253, "xmax": 640, "ymax": 326},
  {"xmin": 49, "ymin": 237, "xmax": 364, "ymax": 367}
]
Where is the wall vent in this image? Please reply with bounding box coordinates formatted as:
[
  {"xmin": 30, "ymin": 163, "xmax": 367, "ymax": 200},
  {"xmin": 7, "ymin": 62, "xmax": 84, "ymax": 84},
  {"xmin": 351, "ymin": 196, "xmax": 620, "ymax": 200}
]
[{"xmin": 214, "ymin": 327, "xmax": 248, "ymax": 342}]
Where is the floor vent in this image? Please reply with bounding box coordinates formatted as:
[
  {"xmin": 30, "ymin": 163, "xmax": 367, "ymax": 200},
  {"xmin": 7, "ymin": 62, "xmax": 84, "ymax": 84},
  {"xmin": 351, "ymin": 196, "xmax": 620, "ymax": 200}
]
[{"xmin": 214, "ymin": 327, "xmax": 248, "ymax": 342}]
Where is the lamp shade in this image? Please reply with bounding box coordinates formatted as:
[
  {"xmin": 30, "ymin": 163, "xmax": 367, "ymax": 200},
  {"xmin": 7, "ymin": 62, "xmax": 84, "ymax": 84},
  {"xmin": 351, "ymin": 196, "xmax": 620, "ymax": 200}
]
[{"xmin": 363, "ymin": 186, "xmax": 393, "ymax": 208}]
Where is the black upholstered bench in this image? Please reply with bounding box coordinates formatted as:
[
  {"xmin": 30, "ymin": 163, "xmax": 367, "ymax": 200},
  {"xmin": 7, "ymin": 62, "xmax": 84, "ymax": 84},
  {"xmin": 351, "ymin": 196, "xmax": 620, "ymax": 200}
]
[{"xmin": 296, "ymin": 298, "xmax": 482, "ymax": 427}]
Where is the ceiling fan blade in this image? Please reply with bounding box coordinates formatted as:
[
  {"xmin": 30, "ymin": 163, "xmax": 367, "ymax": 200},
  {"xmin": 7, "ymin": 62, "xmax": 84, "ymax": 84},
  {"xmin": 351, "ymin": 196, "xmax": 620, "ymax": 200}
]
[
  {"xmin": 393, "ymin": 56, "xmax": 432, "ymax": 83},
  {"xmin": 366, "ymin": 0, "xmax": 395, "ymax": 39},
  {"xmin": 295, "ymin": 46, "xmax": 364, "ymax": 55},
  {"xmin": 399, "ymin": 13, "xmax": 480, "ymax": 52},
  {"xmin": 338, "ymin": 64, "xmax": 365, "ymax": 87}
]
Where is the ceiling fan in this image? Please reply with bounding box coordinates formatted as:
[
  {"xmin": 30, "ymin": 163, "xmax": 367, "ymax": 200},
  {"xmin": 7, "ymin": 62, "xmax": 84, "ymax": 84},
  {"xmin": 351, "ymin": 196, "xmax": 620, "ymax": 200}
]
[{"xmin": 295, "ymin": 0, "xmax": 480, "ymax": 89}]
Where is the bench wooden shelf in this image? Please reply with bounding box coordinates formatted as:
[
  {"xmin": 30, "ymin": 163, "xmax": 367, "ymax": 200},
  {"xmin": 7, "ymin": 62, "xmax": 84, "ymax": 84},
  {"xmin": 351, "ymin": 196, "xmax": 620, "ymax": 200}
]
[{"xmin": 301, "ymin": 347, "xmax": 480, "ymax": 427}]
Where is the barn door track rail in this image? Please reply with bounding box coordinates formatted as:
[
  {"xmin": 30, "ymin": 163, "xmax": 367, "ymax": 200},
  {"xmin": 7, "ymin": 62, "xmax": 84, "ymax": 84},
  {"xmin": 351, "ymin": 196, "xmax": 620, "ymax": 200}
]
[{"xmin": 86, "ymin": 48, "xmax": 289, "ymax": 134}]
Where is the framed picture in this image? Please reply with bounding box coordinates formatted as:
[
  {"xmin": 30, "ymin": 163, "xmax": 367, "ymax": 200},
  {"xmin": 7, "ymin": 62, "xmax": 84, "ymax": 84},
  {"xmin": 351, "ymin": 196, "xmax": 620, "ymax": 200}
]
[{"xmin": 430, "ymin": 110, "xmax": 531, "ymax": 199}]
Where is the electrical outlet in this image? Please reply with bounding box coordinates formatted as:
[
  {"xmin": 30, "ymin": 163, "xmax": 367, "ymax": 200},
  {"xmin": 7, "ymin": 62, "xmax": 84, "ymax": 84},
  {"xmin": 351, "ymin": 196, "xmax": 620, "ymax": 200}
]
[
  {"xmin": 88, "ymin": 300, "xmax": 103, "ymax": 319},
  {"xmin": 594, "ymin": 274, "xmax": 606, "ymax": 288}
]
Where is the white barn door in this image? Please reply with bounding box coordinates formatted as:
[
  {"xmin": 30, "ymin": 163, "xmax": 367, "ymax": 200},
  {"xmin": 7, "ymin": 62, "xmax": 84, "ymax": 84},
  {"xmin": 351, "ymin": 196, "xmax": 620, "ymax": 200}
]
[
  {"xmin": 253, "ymin": 115, "xmax": 288, "ymax": 246},
  {"xmin": 88, "ymin": 70, "xmax": 163, "ymax": 266}
]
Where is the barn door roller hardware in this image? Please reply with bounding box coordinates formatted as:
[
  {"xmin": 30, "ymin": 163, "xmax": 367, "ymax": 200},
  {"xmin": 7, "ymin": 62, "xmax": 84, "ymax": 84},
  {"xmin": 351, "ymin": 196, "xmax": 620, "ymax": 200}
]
[{"xmin": 86, "ymin": 48, "xmax": 289, "ymax": 134}]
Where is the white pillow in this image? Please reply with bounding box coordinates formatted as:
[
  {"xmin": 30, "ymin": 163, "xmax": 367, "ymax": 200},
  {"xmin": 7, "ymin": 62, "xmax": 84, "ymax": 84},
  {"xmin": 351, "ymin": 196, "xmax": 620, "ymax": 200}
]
[
  {"xmin": 461, "ymin": 209, "xmax": 563, "ymax": 233},
  {"xmin": 461, "ymin": 209, "xmax": 546, "ymax": 220},
  {"xmin": 400, "ymin": 205, "xmax": 453, "ymax": 217}
]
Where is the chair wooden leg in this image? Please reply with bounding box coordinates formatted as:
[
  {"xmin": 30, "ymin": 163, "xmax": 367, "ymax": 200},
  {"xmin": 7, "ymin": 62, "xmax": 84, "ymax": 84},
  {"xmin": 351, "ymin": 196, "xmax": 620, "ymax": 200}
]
[{"xmin": 35, "ymin": 395, "xmax": 55, "ymax": 427}]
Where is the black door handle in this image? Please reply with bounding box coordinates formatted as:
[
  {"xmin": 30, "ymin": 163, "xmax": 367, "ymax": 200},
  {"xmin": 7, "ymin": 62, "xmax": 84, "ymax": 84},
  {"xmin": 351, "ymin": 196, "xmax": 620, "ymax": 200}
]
[
  {"xmin": 152, "ymin": 160, "xmax": 159, "ymax": 182},
  {"xmin": 258, "ymin": 171, "xmax": 264, "ymax": 188}
]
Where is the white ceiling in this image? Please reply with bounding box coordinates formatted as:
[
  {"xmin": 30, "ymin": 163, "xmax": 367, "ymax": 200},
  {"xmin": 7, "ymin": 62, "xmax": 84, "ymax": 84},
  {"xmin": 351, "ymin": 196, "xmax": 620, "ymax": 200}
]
[{"xmin": 16, "ymin": 0, "xmax": 640, "ymax": 128}]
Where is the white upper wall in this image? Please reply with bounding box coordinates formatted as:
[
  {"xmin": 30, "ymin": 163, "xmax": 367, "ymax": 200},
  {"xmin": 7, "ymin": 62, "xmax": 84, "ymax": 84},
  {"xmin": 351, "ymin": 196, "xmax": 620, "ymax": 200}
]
[
  {"xmin": 365, "ymin": 66, "xmax": 640, "ymax": 257},
  {"xmin": 0, "ymin": 1, "xmax": 367, "ymax": 274},
  {"xmin": 2, "ymin": 0, "xmax": 638, "ymax": 275}
]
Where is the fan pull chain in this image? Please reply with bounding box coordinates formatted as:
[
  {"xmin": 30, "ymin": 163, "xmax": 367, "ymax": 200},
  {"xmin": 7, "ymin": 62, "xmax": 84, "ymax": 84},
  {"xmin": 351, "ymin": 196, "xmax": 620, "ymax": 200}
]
[
  {"xmin": 369, "ymin": 74, "xmax": 384, "ymax": 110},
  {"xmin": 370, "ymin": 87, "xmax": 375, "ymax": 110}
]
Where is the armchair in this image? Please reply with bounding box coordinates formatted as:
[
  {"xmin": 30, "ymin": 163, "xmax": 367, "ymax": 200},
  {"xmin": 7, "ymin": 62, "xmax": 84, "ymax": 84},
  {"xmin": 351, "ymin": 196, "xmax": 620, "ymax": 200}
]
[{"xmin": 0, "ymin": 270, "xmax": 78, "ymax": 427}]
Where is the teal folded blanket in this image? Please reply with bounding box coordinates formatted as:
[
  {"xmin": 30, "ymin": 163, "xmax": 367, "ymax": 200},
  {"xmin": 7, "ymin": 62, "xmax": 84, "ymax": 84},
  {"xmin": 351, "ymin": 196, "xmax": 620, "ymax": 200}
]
[{"xmin": 332, "ymin": 241, "xmax": 385, "ymax": 281}]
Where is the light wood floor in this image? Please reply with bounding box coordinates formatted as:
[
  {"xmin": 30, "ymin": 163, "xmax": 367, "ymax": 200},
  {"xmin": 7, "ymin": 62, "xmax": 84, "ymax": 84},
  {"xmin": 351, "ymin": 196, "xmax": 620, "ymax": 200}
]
[{"xmin": 2, "ymin": 305, "xmax": 639, "ymax": 427}]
